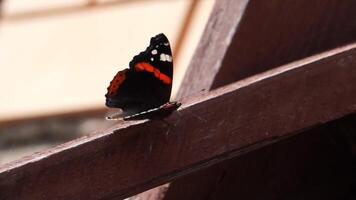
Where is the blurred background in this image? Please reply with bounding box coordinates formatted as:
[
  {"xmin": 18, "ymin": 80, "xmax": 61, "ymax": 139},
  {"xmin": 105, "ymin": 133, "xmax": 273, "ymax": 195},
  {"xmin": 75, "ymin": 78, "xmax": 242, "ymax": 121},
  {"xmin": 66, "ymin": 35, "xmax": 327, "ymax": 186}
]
[{"xmin": 0, "ymin": 0, "xmax": 214, "ymax": 164}]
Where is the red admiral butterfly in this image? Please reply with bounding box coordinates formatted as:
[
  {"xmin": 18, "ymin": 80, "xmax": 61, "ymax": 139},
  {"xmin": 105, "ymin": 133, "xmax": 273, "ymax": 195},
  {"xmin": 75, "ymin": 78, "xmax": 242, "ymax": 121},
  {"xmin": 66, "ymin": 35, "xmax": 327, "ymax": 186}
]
[{"xmin": 105, "ymin": 33, "xmax": 181, "ymax": 120}]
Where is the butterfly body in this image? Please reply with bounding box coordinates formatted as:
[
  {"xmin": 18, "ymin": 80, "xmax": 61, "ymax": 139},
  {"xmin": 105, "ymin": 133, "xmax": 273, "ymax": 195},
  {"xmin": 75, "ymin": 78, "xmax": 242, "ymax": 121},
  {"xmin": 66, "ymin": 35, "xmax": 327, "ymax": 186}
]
[{"xmin": 105, "ymin": 33, "xmax": 180, "ymax": 120}]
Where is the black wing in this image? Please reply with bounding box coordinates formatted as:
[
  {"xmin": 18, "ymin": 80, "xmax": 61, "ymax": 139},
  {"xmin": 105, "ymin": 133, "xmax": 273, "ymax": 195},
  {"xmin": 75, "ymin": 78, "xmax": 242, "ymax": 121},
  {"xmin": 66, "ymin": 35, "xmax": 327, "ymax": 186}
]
[{"xmin": 105, "ymin": 33, "xmax": 174, "ymax": 116}]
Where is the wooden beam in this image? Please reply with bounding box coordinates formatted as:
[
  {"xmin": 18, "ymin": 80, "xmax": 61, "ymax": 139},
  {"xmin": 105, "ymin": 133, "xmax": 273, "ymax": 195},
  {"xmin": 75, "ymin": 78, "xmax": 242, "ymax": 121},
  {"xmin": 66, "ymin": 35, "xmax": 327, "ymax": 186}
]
[
  {"xmin": 1, "ymin": 44, "xmax": 356, "ymax": 199},
  {"xmin": 170, "ymin": 0, "xmax": 356, "ymax": 199},
  {"xmin": 177, "ymin": 0, "xmax": 249, "ymax": 98},
  {"xmin": 178, "ymin": 0, "xmax": 356, "ymax": 98},
  {"xmin": 164, "ymin": 121, "xmax": 354, "ymax": 199}
]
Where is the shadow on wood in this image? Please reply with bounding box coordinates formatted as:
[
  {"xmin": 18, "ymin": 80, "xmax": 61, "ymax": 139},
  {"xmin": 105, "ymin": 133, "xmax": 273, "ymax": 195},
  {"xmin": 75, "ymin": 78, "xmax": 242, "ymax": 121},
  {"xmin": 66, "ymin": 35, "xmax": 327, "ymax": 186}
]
[
  {"xmin": 171, "ymin": 0, "xmax": 356, "ymax": 199},
  {"xmin": 165, "ymin": 118, "xmax": 354, "ymax": 199},
  {"xmin": 178, "ymin": 0, "xmax": 356, "ymax": 98}
]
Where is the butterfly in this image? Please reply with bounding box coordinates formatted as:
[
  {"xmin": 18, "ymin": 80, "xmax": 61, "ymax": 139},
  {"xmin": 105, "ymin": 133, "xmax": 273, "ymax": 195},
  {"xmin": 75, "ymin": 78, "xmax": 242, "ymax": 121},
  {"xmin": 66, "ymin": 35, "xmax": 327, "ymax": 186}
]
[{"xmin": 105, "ymin": 33, "xmax": 181, "ymax": 120}]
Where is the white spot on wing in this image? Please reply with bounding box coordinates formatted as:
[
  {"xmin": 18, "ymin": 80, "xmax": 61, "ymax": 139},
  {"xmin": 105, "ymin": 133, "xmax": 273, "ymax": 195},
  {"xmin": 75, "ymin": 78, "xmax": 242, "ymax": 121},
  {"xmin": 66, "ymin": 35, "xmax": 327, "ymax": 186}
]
[
  {"xmin": 166, "ymin": 54, "xmax": 172, "ymax": 62},
  {"xmin": 160, "ymin": 53, "xmax": 172, "ymax": 62},
  {"xmin": 160, "ymin": 53, "xmax": 166, "ymax": 61},
  {"xmin": 164, "ymin": 42, "xmax": 169, "ymax": 46},
  {"xmin": 151, "ymin": 57, "xmax": 154, "ymax": 61},
  {"xmin": 151, "ymin": 49, "xmax": 157, "ymax": 55}
]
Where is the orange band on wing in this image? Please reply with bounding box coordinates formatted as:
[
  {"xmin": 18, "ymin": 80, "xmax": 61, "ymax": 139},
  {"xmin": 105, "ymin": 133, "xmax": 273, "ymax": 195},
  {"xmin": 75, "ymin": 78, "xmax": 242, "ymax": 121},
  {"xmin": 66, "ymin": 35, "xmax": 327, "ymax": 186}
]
[
  {"xmin": 107, "ymin": 70, "xmax": 127, "ymax": 96},
  {"xmin": 135, "ymin": 62, "xmax": 172, "ymax": 84}
]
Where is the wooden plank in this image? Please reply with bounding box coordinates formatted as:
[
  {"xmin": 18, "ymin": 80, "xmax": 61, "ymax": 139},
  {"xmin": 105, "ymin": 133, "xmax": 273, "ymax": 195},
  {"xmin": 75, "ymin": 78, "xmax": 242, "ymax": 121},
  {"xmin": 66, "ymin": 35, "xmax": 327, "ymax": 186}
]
[
  {"xmin": 178, "ymin": 0, "xmax": 356, "ymax": 98},
  {"xmin": 177, "ymin": 0, "xmax": 249, "ymax": 98},
  {"xmin": 170, "ymin": 1, "xmax": 356, "ymax": 198},
  {"xmin": 165, "ymin": 120, "xmax": 354, "ymax": 199},
  {"xmin": 1, "ymin": 44, "xmax": 356, "ymax": 199}
]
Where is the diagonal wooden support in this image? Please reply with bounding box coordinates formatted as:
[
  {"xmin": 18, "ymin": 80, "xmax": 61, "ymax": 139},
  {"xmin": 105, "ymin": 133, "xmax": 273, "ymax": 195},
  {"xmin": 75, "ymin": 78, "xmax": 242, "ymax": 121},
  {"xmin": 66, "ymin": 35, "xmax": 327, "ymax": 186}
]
[
  {"xmin": 168, "ymin": 0, "xmax": 356, "ymax": 198},
  {"xmin": 178, "ymin": 0, "xmax": 356, "ymax": 98},
  {"xmin": 1, "ymin": 43, "xmax": 356, "ymax": 200}
]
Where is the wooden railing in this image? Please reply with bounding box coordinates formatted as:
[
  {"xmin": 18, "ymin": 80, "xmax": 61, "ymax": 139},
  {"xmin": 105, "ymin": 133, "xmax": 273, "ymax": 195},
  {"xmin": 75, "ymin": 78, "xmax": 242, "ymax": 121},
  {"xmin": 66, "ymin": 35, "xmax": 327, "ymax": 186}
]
[{"xmin": 1, "ymin": 0, "xmax": 356, "ymax": 199}]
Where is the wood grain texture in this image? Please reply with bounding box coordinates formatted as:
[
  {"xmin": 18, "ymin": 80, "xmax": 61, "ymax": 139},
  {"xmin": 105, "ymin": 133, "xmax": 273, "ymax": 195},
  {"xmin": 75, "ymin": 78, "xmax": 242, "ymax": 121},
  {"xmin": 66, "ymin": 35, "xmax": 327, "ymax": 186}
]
[
  {"xmin": 178, "ymin": 0, "xmax": 356, "ymax": 98},
  {"xmin": 165, "ymin": 121, "xmax": 354, "ymax": 200},
  {"xmin": 170, "ymin": 1, "xmax": 356, "ymax": 197},
  {"xmin": 177, "ymin": 0, "xmax": 249, "ymax": 98},
  {"xmin": 1, "ymin": 44, "xmax": 356, "ymax": 199}
]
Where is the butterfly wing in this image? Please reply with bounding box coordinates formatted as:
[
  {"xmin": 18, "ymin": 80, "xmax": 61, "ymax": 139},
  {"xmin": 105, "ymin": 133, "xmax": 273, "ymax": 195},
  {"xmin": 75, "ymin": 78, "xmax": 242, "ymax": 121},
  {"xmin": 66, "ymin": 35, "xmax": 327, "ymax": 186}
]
[
  {"xmin": 105, "ymin": 33, "xmax": 173, "ymax": 116},
  {"xmin": 129, "ymin": 33, "xmax": 173, "ymax": 83}
]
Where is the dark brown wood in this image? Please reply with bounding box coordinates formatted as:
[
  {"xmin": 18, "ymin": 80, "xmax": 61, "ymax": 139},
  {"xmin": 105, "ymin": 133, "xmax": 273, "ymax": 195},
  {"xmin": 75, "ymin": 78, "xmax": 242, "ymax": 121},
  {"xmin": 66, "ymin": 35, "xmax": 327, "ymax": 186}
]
[
  {"xmin": 170, "ymin": 1, "xmax": 356, "ymax": 198},
  {"xmin": 1, "ymin": 44, "xmax": 356, "ymax": 199},
  {"xmin": 165, "ymin": 120, "xmax": 354, "ymax": 200},
  {"xmin": 177, "ymin": 0, "xmax": 249, "ymax": 98},
  {"xmin": 178, "ymin": 0, "xmax": 356, "ymax": 98}
]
